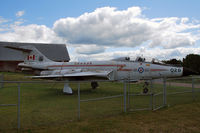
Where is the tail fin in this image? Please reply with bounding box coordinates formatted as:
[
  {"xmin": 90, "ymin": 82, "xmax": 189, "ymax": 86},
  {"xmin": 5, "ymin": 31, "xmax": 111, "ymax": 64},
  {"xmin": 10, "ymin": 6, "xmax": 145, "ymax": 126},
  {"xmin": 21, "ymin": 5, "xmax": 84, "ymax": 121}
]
[
  {"xmin": 5, "ymin": 45, "xmax": 53, "ymax": 63},
  {"xmin": 21, "ymin": 45, "xmax": 53, "ymax": 63}
]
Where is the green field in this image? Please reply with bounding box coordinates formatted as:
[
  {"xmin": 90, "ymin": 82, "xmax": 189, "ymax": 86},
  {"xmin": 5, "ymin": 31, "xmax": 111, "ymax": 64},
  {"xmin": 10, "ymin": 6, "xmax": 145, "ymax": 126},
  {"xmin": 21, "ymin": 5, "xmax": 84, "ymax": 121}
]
[{"xmin": 0, "ymin": 72, "xmax": 200, "ymax": 133}]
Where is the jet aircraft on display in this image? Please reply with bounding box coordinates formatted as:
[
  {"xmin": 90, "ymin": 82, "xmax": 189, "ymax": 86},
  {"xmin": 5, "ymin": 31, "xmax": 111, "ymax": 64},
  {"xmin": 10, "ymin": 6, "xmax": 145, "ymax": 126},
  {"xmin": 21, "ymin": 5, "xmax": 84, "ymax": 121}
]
[{"xmin": 5, "ymin": 45, "xmax": 197, "ymax": 94}]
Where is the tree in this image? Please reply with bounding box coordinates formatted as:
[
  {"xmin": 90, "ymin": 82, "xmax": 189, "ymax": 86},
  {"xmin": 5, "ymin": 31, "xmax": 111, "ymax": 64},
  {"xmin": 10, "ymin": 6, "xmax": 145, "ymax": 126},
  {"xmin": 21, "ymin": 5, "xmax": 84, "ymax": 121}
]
[
  {"xmin": 162, "ymin": 58, "xmax": 182, "ymax": 65},
  {"xmin": 183, "ymin": 54, "xmax": 200, "ymax": 73}
]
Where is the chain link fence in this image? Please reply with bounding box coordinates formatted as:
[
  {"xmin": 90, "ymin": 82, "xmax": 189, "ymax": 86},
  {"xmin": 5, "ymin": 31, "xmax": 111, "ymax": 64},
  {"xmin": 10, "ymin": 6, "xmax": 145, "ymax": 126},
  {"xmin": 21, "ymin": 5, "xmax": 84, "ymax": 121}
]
[{"xmin": 1, "ymin": 75, "xmax": 200, "ymax": 131}]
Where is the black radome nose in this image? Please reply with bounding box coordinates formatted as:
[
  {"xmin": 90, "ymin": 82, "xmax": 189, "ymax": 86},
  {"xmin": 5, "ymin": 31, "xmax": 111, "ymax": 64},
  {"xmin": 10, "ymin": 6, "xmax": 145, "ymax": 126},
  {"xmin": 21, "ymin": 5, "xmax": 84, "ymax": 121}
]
[{"xmin": 183, "ymin": 67, "xmax": 199, "ymax": 76}]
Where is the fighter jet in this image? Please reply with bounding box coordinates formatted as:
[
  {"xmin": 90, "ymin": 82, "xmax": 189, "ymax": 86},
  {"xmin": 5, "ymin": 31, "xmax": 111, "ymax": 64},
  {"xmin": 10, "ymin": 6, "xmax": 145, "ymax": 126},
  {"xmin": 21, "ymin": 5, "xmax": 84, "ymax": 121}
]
[{"xmin": 5, "ymin": 45, "xmax": 197, "ymax": 94}]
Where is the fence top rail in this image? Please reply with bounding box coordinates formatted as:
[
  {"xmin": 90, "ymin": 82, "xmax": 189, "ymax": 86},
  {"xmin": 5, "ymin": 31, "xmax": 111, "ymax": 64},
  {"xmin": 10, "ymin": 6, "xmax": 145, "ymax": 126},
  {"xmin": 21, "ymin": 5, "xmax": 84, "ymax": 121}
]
[
  {"xmin": 1, "ymin": 76, "xmax": 199, "ymax": 84},
  {"xmin": 0, "ymin": 79, "xmax": 140, "ymax": 84},
  {"xmin": 0, "ymin": 80, "xmax": 124, "ymax": 84},
  {"xmin": 129, "ymin": 93, "xmax": 154, "ymax": 96},
  {"xmin": 0, "ymin": 104, "xmax": 17, "ymax": 106},
  {"xmin": 166, "ymin": 76, "xmax": 200, "ymax": 80},
  {"xmin": 80, "ymin": 94, "xmax": 123, "ymax": 102}
]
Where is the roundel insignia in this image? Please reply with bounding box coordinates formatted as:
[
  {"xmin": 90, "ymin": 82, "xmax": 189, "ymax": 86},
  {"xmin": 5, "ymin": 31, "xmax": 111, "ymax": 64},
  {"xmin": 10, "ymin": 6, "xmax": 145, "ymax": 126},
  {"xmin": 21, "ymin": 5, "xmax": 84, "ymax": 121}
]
[{"xmin": 138, "ymin": 67, "xmax": 144, "ymax": 73}]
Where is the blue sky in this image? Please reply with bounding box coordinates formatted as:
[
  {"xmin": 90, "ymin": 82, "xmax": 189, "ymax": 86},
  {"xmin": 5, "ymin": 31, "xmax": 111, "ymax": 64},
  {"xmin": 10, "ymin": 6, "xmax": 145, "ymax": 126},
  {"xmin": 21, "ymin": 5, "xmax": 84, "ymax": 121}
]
[
  {"xmin": 1, "ymin": 0, "xmax": 200, "ymax": 61},
  {"xmin": 1, "ymin": 0, "xmax": 200, "ymax": 26},
  {"xmin": 1, "ymin": 0, "xmax": 200, "ymax": 25}
]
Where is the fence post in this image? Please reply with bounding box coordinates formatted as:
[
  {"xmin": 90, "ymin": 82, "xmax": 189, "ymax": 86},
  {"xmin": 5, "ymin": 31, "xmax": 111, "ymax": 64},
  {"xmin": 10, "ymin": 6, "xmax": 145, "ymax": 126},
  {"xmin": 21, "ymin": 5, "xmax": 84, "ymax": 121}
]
[
  {"xmin": 77, "ymin": 83, "xmax": 80, "ymax": 120},
  {"xmin": 163, "ymin": 78, "xmax": 167, "ymax": 106},
  {"xmin": 17, "ymin": 83, "xmax": 20, "ymax": 131},
  {"xmin": 150, "ymin": 80, "xmax": 154, "ymax": 110},
  {"xmin": 123, "ymin": 82, "xmax": 127, "ymax": 113},
  {"xmin": 192, "ymin": 76, "xmax": 195, "ymax": 101},
  {"xmin": 0, "ymin": 74, "xmax": 4, "ymax": 88},
  {"xmin": 127, "ymin": 81, "xmax": 130, "ymax": 110},
  {"xmin": 151, "ymin": 93, "xmax": 154, "ymax": 110}
]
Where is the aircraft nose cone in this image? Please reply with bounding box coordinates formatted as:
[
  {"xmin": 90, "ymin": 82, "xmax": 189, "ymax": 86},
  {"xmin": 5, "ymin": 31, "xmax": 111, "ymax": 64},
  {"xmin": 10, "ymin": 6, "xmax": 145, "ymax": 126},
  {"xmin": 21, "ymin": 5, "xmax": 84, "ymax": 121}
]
[{"xmin": 183, "ymin": 67, "xmax": 199, "ymax": 76}]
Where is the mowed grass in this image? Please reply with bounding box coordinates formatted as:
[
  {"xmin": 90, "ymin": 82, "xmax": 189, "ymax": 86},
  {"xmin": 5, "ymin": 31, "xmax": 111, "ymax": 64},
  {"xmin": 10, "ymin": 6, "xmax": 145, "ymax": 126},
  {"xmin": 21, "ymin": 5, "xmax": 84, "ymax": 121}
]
[
  {"xmin": 0, "ymin": 72, "xmax": 200, "ymax": 133},
  {"xmin": 167, "ymin": 75, "xmax": 200, "ymax": 84}
]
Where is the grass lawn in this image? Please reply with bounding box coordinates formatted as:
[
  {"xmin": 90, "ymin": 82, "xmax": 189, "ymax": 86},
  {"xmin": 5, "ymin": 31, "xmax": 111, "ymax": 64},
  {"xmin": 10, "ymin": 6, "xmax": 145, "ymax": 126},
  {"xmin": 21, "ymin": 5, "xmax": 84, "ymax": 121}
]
[
  {"xmin": 0, "ymin": 72, "xmax": 200, "ymax": 133},
  {"xmin": 166, "ymin": 75, "xmax": 200, "ymax": 84}
]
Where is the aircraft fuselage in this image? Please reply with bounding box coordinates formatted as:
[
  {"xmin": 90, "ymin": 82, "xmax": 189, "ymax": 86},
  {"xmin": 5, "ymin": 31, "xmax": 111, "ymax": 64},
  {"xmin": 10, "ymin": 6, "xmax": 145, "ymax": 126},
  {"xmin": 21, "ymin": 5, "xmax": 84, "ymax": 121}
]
[{"xmin": 20, "ymin": 60, "xmax": 183, "ymax": 81}]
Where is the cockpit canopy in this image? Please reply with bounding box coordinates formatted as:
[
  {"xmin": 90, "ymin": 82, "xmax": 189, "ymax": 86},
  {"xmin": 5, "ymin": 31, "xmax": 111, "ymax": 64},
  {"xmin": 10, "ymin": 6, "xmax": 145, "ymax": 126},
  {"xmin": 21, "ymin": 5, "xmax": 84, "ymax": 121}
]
[
  {"xmin": 112, "ymin": 56, "xmax": 181, "ymax": 67},
  {"xmin": 112, "ymin": 56, "xmax": 165, "ymax": 64},
  {"xmin": 112, "ymin": 56, "xmax": 152, "ymax": 63},
  {"xmin": 135, "ymin": 57, "xmax": 146, "ymax": 62},
  {"xmin": 111, "ymin": 57, "xmax": 130, "ymax": 61}
]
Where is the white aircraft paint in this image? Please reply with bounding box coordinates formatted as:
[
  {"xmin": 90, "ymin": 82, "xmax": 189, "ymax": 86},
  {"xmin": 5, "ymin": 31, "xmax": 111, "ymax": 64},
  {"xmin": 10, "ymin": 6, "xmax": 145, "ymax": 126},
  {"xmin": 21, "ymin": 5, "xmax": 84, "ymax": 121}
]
[{"xmin": 6, "ymin": 45, "xmax": 184, "ymax": 94}]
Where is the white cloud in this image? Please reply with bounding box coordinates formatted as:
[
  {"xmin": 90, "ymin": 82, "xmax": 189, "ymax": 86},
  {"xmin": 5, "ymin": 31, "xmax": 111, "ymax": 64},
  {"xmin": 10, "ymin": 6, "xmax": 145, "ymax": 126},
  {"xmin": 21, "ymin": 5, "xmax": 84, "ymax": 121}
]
[
  {"xmin": 0, "ymin": 24, "xmax": 65, "ymax": 43},
  {"xmin": 53, "ymin": 6, "xmax": 200, "ymax": 50},
  {"xmin": 16, "ymin": 11, "xmax": 25, "ymax": 17},
  {"xmin": 70, "ymin": 47, "xmax": 200, "ymax": 62},
  {"xmin": 75, "ymin": 44, "xmax": 105, "ymax": 54},
  {"xmin": 0, "ymin": 16, "xmax": 10, "ymax": 32},
  {"xmin": 0, "ymin": 14, "xmax": 65, "ymax": 43},
  {"xmin": 0, "ymin": 16, "xmax": 8, "ymax": 24}
]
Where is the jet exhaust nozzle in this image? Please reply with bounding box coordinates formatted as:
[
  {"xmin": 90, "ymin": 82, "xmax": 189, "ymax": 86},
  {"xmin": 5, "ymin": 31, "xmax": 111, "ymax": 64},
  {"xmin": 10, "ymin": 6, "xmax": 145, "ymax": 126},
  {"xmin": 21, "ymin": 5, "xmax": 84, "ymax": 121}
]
[{"xmin": 183, "ymin": 67, "xmax": 199, "ymax": 76}]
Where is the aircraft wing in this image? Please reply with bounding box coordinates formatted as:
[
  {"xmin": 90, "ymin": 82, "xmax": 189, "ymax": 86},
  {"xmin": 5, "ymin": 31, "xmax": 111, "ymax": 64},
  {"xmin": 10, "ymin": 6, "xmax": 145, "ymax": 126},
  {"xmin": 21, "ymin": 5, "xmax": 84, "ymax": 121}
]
[{"xmin": 30, "ymin": 71, "xmax": 114, "ymax": 80}]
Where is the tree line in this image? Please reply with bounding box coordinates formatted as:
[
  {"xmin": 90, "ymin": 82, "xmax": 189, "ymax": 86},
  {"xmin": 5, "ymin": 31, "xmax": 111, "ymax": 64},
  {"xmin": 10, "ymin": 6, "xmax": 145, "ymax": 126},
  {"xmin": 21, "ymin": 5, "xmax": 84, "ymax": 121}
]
[{"xmin": 162, "ymin": 54, "xmax": 200, "ymax": 73}]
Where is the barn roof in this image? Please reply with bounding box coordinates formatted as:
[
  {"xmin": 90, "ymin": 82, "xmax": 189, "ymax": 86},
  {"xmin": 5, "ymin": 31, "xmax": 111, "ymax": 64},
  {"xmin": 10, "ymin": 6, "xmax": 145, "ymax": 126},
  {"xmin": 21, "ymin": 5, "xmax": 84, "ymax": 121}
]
[{"xmin": 0, "ymin": 41, "xmax": 70, "ymax": 62}]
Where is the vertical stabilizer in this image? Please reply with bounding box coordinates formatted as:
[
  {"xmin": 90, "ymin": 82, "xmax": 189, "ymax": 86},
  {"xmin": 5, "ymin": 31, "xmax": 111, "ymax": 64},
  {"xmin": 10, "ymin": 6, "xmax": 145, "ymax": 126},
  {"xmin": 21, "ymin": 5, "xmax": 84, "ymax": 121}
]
[{"xmin": 19, "ymin": 45, "xmax": 53, "ymax": 63}]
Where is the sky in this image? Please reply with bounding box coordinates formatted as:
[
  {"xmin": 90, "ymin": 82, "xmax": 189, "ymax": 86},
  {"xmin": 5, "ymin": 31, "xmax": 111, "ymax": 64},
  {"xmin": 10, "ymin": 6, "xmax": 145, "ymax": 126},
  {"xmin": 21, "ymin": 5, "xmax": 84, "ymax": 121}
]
[{"xmin": 0, "ymin": 0, "xmax": 200, "ymax": 61}]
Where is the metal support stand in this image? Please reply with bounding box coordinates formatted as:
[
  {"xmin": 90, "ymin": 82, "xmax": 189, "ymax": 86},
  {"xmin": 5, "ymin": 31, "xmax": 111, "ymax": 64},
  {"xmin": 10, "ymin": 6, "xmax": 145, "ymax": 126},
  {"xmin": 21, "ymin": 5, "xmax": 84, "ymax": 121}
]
[
  {"xmin": 17, "ymin": 83, "xmax": 20, "ymax": 131},
  {"xmin": 77, "ymin": 83, "xmax": 80, "ymax": 120},
  {"xmin": 163, "ymin": 78, "xmax": 167, "ymax": 106},
  {"xmin": 0, "ymin": 74, "xmax": 4, "ymax": 88},
  {"xmin": 123, "ymin": 82, "xmax": 127, "ymax": 113}
]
